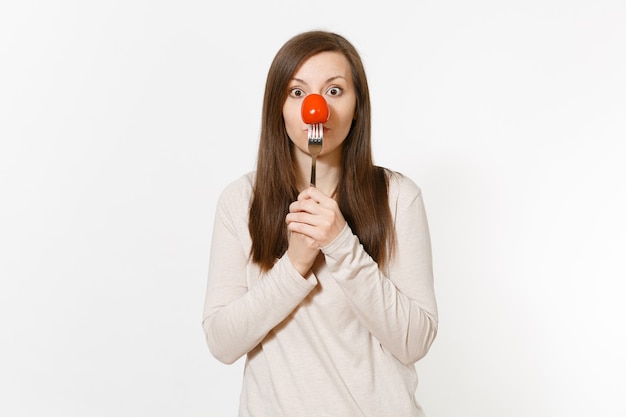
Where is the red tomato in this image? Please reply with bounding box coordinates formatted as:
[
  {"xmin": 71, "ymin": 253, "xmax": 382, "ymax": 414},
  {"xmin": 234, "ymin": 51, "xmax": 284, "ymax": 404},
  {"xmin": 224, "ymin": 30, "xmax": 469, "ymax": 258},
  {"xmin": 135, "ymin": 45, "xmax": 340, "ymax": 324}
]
[{"xmin": 301, "ymin": 94, "xmax": 330, "ymax": 124}]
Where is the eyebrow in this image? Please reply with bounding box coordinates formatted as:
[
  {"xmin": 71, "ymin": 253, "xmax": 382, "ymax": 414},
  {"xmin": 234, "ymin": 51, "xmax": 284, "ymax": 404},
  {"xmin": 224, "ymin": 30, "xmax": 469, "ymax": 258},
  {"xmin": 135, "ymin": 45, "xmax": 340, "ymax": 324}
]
[{"xmin": 291, "ymin": 76, "xmax": 347, "ymax": 85}]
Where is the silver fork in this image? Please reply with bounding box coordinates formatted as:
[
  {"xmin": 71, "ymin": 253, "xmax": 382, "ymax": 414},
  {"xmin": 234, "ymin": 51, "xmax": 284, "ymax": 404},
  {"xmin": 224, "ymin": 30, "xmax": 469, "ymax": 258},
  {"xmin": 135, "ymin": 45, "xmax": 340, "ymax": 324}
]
[{"xmin": 307, "ymin": 123, "xmax": 323, "ymax": 186}]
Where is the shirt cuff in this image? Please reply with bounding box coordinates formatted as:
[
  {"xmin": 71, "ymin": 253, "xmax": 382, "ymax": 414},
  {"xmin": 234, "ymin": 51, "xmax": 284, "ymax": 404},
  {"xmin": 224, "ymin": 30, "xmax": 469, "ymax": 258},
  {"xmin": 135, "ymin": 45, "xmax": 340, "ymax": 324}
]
[{"xmin": 321, "ymin": 223, "xmax": 352, "ymax": 255}]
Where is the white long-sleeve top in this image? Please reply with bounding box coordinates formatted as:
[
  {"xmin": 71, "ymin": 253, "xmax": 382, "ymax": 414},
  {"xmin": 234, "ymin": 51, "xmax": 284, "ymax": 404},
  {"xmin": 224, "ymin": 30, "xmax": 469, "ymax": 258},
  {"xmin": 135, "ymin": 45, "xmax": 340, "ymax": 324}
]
[{"xmin": 202, "ymin": 170, "xmax": 438, "ymax": 417}]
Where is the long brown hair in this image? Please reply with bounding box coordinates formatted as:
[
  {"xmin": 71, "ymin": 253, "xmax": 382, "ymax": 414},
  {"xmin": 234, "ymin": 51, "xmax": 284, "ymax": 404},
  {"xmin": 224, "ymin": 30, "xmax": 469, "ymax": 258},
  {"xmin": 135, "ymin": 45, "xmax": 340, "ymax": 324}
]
[{"xmin": 249, "ymin": 30, "xmax": 395, "ymax": 271}]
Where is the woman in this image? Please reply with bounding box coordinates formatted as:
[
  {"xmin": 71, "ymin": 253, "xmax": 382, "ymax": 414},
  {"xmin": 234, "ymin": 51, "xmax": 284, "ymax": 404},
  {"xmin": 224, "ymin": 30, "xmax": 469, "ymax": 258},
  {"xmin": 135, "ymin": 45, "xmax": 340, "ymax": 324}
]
[{"xmin": 203, "ymin": 30, "xmax": 438, "ymax": 417}]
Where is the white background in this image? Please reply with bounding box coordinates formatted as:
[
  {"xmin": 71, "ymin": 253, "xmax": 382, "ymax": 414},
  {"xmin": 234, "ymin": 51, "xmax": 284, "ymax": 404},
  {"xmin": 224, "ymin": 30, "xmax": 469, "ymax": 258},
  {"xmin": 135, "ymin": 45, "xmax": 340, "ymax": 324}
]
[{"xmin": 1, "ymin": 0, "xmax": 625, "ymax": 416}]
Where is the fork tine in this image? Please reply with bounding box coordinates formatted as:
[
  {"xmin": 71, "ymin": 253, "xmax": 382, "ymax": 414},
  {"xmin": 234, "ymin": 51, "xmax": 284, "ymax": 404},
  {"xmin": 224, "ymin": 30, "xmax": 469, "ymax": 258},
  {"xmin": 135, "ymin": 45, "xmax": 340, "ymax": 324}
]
[{"xmin": 308, "ymin": 123, "xmax": 323, "ymax": 186}]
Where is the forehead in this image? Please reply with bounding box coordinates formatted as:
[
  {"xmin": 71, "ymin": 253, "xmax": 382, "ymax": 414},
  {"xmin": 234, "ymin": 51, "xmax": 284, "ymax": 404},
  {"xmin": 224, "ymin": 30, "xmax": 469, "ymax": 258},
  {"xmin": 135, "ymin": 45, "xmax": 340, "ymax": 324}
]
[{"xmin": 291, "ymin": 51, "xmax": 352, "ymax": 83}]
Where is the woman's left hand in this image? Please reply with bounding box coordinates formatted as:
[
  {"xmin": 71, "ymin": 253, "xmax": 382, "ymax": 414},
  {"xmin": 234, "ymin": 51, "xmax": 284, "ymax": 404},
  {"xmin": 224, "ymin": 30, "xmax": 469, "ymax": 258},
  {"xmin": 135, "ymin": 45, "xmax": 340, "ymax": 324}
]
[{"xmin": 286, "ymin": 187, "xmax": 347, "ymax": 248}]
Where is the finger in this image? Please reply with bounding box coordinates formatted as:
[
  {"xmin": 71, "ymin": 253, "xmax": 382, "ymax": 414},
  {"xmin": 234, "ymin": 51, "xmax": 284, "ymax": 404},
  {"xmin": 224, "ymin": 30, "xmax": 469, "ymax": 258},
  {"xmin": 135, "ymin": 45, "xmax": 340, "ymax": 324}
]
[
  {"xmin": 286, "ymin": 211, "xmax": 316, "ymax": 227},
  {"xmin": 290, "ymin": 198, "xmax": 322, "ymax": 216},
  {"xmin": 297, "ymin": 186, "xmax": 327, "ymax": 203},
  {"xmin": 289, "ymin": 200, "xmax": 301, "ymax": 213},
  {"xmin": 297, "ymin": 188, "xmax": 314, "ymax": 202},
  {"xmin": 302, "ymin": 187, "xmax": 339, "ymax": 210},
  {"xmin": 287, "ymin": 220, "xmax": 320, "ymax": 240}
]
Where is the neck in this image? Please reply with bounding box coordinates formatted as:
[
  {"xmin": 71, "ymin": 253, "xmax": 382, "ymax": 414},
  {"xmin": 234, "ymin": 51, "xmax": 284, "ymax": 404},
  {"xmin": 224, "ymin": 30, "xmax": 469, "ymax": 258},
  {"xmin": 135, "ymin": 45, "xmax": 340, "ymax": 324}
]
[{"xmin": 295, "ymin": 151, "xmax": 342, "ymax": 197}]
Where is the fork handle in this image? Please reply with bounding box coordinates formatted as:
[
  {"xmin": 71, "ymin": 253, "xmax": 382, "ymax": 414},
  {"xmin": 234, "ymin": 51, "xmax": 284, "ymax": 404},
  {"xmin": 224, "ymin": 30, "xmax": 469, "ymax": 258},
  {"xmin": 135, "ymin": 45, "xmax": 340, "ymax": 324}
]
[{"xmin": 310, "ymin": 156, "xmax": 317, "ymax": 187}]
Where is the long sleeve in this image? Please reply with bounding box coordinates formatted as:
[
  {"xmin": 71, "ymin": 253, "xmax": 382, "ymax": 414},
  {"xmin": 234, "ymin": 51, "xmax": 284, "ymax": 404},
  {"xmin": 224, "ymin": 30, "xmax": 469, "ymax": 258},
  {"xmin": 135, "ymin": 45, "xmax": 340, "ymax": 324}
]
[
  {"xmin": 202, "ymin": 175, "xmax": 317, "ymax": 364},
  {"xmin": 202, "ymin": 172, "xmax": 437, "ymax": 417},
  {"xmin": 321, "ymin": 172, "xmax": 438, "ymax": 365}
]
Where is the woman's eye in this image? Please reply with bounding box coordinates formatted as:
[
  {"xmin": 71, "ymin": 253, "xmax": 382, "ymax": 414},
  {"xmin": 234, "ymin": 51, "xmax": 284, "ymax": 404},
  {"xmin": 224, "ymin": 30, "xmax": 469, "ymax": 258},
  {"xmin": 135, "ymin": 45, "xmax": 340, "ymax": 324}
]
[
  {"xmin": 327, "ymin": 87, "xmax": 343, "ymax": 97},
  {"xmin": 289, "ymin": 88, "xmax": 305, "ymax": 98}
]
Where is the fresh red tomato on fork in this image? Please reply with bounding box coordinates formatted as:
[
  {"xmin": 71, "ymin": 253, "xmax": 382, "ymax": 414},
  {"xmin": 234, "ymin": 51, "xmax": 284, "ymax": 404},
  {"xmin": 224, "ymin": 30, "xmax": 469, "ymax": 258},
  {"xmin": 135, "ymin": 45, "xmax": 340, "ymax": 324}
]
[{"xmin": 301, "ymin": 94, "xmax": 330, "ymax": 125}]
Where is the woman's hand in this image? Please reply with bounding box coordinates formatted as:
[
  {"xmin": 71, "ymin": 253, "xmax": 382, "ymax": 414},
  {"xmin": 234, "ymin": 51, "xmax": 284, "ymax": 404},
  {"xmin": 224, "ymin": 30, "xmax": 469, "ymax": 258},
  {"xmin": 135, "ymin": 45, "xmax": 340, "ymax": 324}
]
[{"xmin": 285, "ymin": 187, "xmax": 347, "ymax": 276}]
